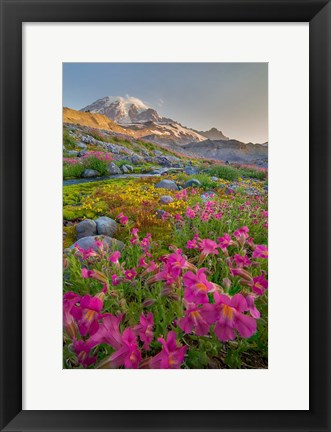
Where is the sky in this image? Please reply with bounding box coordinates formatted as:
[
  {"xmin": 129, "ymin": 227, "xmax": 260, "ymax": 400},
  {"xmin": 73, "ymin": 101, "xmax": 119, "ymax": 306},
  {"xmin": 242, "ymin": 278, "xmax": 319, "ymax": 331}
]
[{"xmin": 63, "ymin": 63, "xmax": 268, "ymax": 143}]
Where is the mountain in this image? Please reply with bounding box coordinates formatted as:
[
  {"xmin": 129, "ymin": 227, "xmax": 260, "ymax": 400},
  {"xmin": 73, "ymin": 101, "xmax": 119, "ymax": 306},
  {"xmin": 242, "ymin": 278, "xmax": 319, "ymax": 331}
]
[
  {"xmin": 81, "ymin": 96, "xmax": 206, "ymax": 145},
  {"xmin": 198, "ymin": 127, "xmax": 229, "ymax": 141},
  {"xmin": 183, "ymin": 139, "xmax": 268, "ymax": 164},
  {"xmin": 81, "ymin": 96, "xmax": 169, "ymax": 124}
]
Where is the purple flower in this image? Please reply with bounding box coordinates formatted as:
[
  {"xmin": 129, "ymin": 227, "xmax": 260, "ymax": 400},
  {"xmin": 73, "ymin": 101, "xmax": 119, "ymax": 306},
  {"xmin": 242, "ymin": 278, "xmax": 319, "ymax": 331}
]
[
  {"xmin": 149, "ymin": 331, "xmax": 187, "ymax": 369},
  {"xmin": 70, "ymin": 294, "xmax": 103, "ymax": 337},
  {"xmin": 202, "ymin": 293, "xmax": 257, "ymax": 342},
  {"xmin": 178, "ymin": 303, "xmax": 210, "ymax": 336},
  {"xmin": 134, "ymin": 312, "xmax": 154, "ymax": 350}
]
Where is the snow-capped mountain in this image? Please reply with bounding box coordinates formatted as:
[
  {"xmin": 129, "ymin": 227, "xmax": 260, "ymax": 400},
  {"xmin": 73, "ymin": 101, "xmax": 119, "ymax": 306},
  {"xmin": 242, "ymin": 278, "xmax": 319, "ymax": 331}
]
[
  {"xmin": 81, "ymin": 96, "xmax": 207, "ymax": 145},
  {"xmin": 81, "ymin": 96, "xmax": 164, "ymax": 124}
]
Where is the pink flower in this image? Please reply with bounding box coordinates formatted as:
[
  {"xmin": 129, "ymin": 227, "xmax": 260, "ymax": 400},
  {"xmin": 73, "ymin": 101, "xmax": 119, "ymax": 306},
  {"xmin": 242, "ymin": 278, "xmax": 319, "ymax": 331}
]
[
  {"xmin": 183, "ymin": 268, "xmax": 216, "ymax": 304},
  {"xmin": 252, "ymin": 274, "xmax": 268, "ymax": 295},
  {"xmin": 217, "ymin": 234, "xmax": 233, "ymax": 250},
  {"xmin": 108, "ymin": 251, "xmax": 121, "ymax": 264},
  {"xmin": 63, "ymin": 292, "xmax": 80, "ymax": 339},
  {"xmin": 70, "ymin": 294, "xmax": 104, "ymax": 337},
  {"xmin": 166, "ymin": 249, "xmax": 196, "ymax": 278},
  {"xmin": 202, "ymin": 292, "xmax": 257, "ymax": 342},
  {"xmin": 214, "ymin": 212, "xmax": 223, "ymax": 220},
  {"xmin": 187, "ymin": 239, "xmax": 198, "ymax": 249},
  {"xmin": 75, "ymin": 245, "xmax": 98, "ymax": 260},
  {"xmin": 134, "ymin": 312, "xmax": 154, "ymax": 350},
  {"xmin": 111, "ymin": 274, "xmax": 121, "ymax": 286},
  {"xmin": 178, "ymin": 303, "xmax": 210, "ymax": 336},
  {"xmin": 95, "ymin": 318, "xmax": 142, "ymax": 369},
  {"xmin": 246, "ymin": 295, "xmax": 261, "ymax": 319},
  {"xmin": 124, "ymin": 268, "xmax": 137, "ymax": 281},
  {"xmin": 233, "ymin": 254, "xmax": 251, "ymax": 268},
  {"xmin": 81, "ymin": 268, "xmax": 94, "ymax": 278},
  {"xmin": 117, "ymin": 212, "xmax": 129, "ymax": 225},
  {"xmin": 199, "ymin": 239, "xmax": 219, "ymax": 258},
  {"xmin": 73, "ymin": 338, "xmax": 97, "ymax": 368},
  {"xmin": 200, "ymin": 212, "xmax": 210, "ymax": 222},
  {"xmin": 130, "ymin": 228, "xmax": 140, "ymax": 245},
  {"xmin": 252, "ymin": 244, "xmax": 268, "ymax": 259},
  {"xmin": 186, "ymin": 208, "xmax": 196, "ymax": 218},
  {"xmin": 175, "ymin": 213, "xmax": 183, "ymax": 222},
  {"xmin": 233, "ymin": 226, "xmax": 249, "ymax": 245},
  {"xmin": 149, "ymin": 331, "xmax": 187, "ymax": 369}
]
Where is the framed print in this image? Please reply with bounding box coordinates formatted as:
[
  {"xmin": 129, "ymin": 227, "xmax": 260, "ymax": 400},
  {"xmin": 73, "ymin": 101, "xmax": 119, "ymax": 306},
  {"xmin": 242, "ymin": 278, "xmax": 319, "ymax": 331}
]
[{"xmin": 0, "ymin": 0, "xmax": 330, "ymax": 431}]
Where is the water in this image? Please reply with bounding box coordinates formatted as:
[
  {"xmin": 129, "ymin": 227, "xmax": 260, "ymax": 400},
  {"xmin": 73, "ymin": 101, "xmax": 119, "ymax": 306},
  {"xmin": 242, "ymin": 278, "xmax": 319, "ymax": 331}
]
[{"xmin": 63, "ymin": 173, "xmax": 161, "ymax": 186}]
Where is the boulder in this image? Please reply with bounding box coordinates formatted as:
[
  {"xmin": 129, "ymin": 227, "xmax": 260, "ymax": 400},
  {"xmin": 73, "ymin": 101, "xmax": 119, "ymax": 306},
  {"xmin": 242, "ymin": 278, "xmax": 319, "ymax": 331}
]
[
  {"xmin": 125, "ymin": 165, "xmax": 134, "ymax": 172},
  {"xmin": 69, "ymin": 235, "xmax": 125, "ymax": 252},
  {"xmin": 121, "ymin": 165, "xmax": 130, "ymax": 174},
  {"xmin": 155, "ymin": 179, "xmax": 179, "ymax": 191},
  {"xmin": 76, "ymin": 219, "xmax": 97, "ymax": 239},
  {"xmin": 211, "ymin": 176, "xmax": 219, "ymax": 181},
  {"xmin": 160, "ymin": 195, "xmax": 174, "ymax": 204},
  {"xmin": 95, "ymin": 216, "xmax": 117, "ymax": 237},
  {"xmin": 81, "ymin": 169, "xmax": 100, "ymax": 178},
  {"xmin": 107, "ymin": 162, "xmax": 122, "ymax": 175},
  {"xmin": 184, "ymin": 179, "xmax": 202, "ymax": 188},
  {"xmin": 184, "ymin": 165, "xmax": 199, "ymax": 175}
]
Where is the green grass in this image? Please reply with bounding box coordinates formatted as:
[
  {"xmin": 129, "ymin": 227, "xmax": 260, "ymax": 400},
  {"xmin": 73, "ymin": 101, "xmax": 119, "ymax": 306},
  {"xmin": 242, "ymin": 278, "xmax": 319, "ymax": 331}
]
[
  {"xmin": 205, "ymin": 164, "xmax": 266, "ymax": 181},
  {"xmin": 63, "ymin": 129, "xmax": 78, "ymax": 150}
]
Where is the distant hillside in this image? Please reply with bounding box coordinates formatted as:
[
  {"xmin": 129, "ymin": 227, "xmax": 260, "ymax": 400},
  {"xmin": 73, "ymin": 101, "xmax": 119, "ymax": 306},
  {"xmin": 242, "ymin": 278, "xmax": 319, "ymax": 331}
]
[
  {"xmin": 198, "ymin": 128, "xmax": 229, "ymax": 141},
  {"xmin": 63, "ymin": 107, "xmax": 135, "ymax": 136},
  {"xmin": 183, "ymin": 139, "xmax": 268, "ymax": 164}
]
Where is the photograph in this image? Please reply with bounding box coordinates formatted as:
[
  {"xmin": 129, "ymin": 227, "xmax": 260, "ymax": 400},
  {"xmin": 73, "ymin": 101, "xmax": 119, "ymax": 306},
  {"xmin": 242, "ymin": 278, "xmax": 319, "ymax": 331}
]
[{"xmin": 62, "ymin": 62, "xmax": 268, "ymax": 369}]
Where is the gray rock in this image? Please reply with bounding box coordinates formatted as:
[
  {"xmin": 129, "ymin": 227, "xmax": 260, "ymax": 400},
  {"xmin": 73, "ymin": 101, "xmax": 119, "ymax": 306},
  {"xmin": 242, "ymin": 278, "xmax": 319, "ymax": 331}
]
[
  {"xmin": 66, "ymin": 150, "xmax": 79, "ymax": 157},
  {"xmin": 82, "ymin": 169, "xmax": 100, "ymax": 178},
  {"xmin": 184, "ymin": 179, "xmax": 202, "ymax": 188},
  {"xmin": 76, "ymin": 219, "xmax": 97, "ymax": 239},
  {"xmin": 155, "ymin": 179, "xmax": 179, "ymax": 191},
  {"xmin": 121, "ymin": 165, "xmax": 130, "ymax": 174},
  {"xmin": 160, "ymin": 195, "xmax": 174, "ymax": 204},
  {"xmin": 154, "ymin": 150, "xmax": 163, "ymax": 157},
  {"xmin": 95, "ymin": 216, "xmax": 117, "ymax": 237},
  {"xmin": 125, "ymin": 165, "xmax": 134, "ymax": 172},
  {"xmin": 211, "ymin": 176, "xmax": 219, "ymax": 181},
  {"xmin": 107, "ymin": 162, "xmax": 122, "ymax": 175},
  {"xmin": 156, "ymin": 209, "xmax": 166, "ymax": 219},
  {"xmin": 69, "ymin": 235, "xmax": 125, "ymax": 252},
  {"xmin": 184, "ymin": 165, "xmax": 199, "ymax": 175}
]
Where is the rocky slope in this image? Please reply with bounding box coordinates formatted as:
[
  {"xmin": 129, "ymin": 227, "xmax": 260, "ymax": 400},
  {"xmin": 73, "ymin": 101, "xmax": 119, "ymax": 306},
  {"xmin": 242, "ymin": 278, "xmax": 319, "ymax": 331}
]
[
  {"xmin": 197, "ymin": 127, "xmax": 229, "ymax": 141},
  {"xmin": 183, "ymin": 139, "xmax": 268, "ymax": 164}
]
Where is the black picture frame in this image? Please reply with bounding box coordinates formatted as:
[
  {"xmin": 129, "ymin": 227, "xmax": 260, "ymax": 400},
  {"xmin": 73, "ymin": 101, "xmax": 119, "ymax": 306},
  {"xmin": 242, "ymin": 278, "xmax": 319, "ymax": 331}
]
[{"xmin": 1, "ymin": 0, "xmax": 330, "ymax": 431}]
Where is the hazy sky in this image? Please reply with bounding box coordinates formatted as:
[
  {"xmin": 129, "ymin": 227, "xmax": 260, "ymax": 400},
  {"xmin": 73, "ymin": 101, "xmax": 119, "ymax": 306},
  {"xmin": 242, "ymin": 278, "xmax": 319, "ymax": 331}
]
[{"xmin": 63, "ymin": 63, "xmax": 268, "ymax": 143}]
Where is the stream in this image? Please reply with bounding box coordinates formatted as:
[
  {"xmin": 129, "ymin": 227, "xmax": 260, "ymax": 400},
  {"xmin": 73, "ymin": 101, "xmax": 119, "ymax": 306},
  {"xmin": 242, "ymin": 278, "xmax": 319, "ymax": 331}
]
[{"xmin": 63, "ymin": 173, "xmax": 162, "ymax": 187}]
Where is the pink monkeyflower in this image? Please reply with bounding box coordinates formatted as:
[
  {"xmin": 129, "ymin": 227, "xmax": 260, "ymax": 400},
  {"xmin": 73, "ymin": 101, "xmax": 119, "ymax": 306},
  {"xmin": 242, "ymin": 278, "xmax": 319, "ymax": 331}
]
[
  {"xmin": 75, "ymin": 245, "xmax": 98, "ymax": 260},
  {"xmin": 146, "ymin": 265, "xmax": 176, "ymax": 286},
  {"xmin": 199, "ymin": 239, "xmax": 219, "ymax": 258},
  {"xmin": 134, "ymin": 312, "xmax": 154, "ymax": 350},
  {"xmin": 138, "ymin": 255, "xmax": 149, "ymax": 268},
  {"xmin": 233, "ymin": 226, "xmax": 249, "ymax": 245},
  {"xmin": 217, "ymin": 234, "xmax": 233, "ymax": 250},
  {"xmin": 190, "ymin": 188, "xmax": 197, "ymax": 195},
  {"xmin": 166, "ymin": 249, "xmax": 196, "ymax": 278},
  {"xmin": 149, "ymin": 331, "xmax": 187, "ymax": 369},
  {"xmin": 117, "ymin": 212, "xmax": 129, "ymax": 225},
  {"xmin": 82, "ymin": 268, "xmax": 94, "ymax": 278},
  {"xmin": 175, "ymin": 213, "xmax": 183, "ymax": 222},
  {"xmin": 246, "ymin": 295, "xmax": 261, "ymax": 319},
  {"xmin": 70, "ymin": 294, "xmax": 104, "ymax": 337},
  {"xmin": 214, "ymin": 212, "xmax": 223, "ymax": 220},
  {"xmin": 252, "ymin": 274, "xmax": 268, "ymax": 295},
  {"xmin": 233, "ymin": 254, "xmax": 251, "ymax": 268},
  {"xmin": 183, "ymin": 268, "xmax": 217, "ymax": 304},
  {"xmin": 178, "ymin": 303, "xmax": 210, "ymax": 336},
  {"xmin": 108, "ymin": 251, "xmax": 121, "ymax": 264},
  {"xmin": 186, "ymin": 208, "xmax": 196, "ymax": 219},
  {"xmin": 187, "ymin": 239, "xmax": 198, "ymax": 249},
  {"xmin": 124, "ymin": 268, "xmax": 137, "ymax": 281},
  {"xmin": 145, "ymin": 261, "xmax": 156, "ymax": 273},
  {"xmin": 94, "ymin": 239, "xmax": 104, "ymax": 250},
  {"xmin": 111, "ymin": 274, "xmax": 121, "ymax": 286},
  {"xmin": 261, "ymin": 210, "xmax": 268, "ymax": 218},
  {"xmin": 230, "ymin": 267, "xmax": 253, "ymax": 282},
  {"xmin": 200, "ymin": 212, "xmax": 210, "ymax": 222},
  {"xmin": 73, "ymin": 338, "xmax": 97, "ymax": 368},
  {"xmin": 252, "ymin": 244, "xmax": 268, "ymax": 259},
  {"xmin": 140, "ymin": 233, "xmax": 152, "ymax": 251},
  {"xmin": 202, "ymin": 292, "xmax": 257, "ymax": 342},
  {"xmin": 130, "ymin": 228, "xmax": 140, "ymax": 245},
  {"xmin": 63, "ymin": 292, "xmax": 81, "ymax": 339}
]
